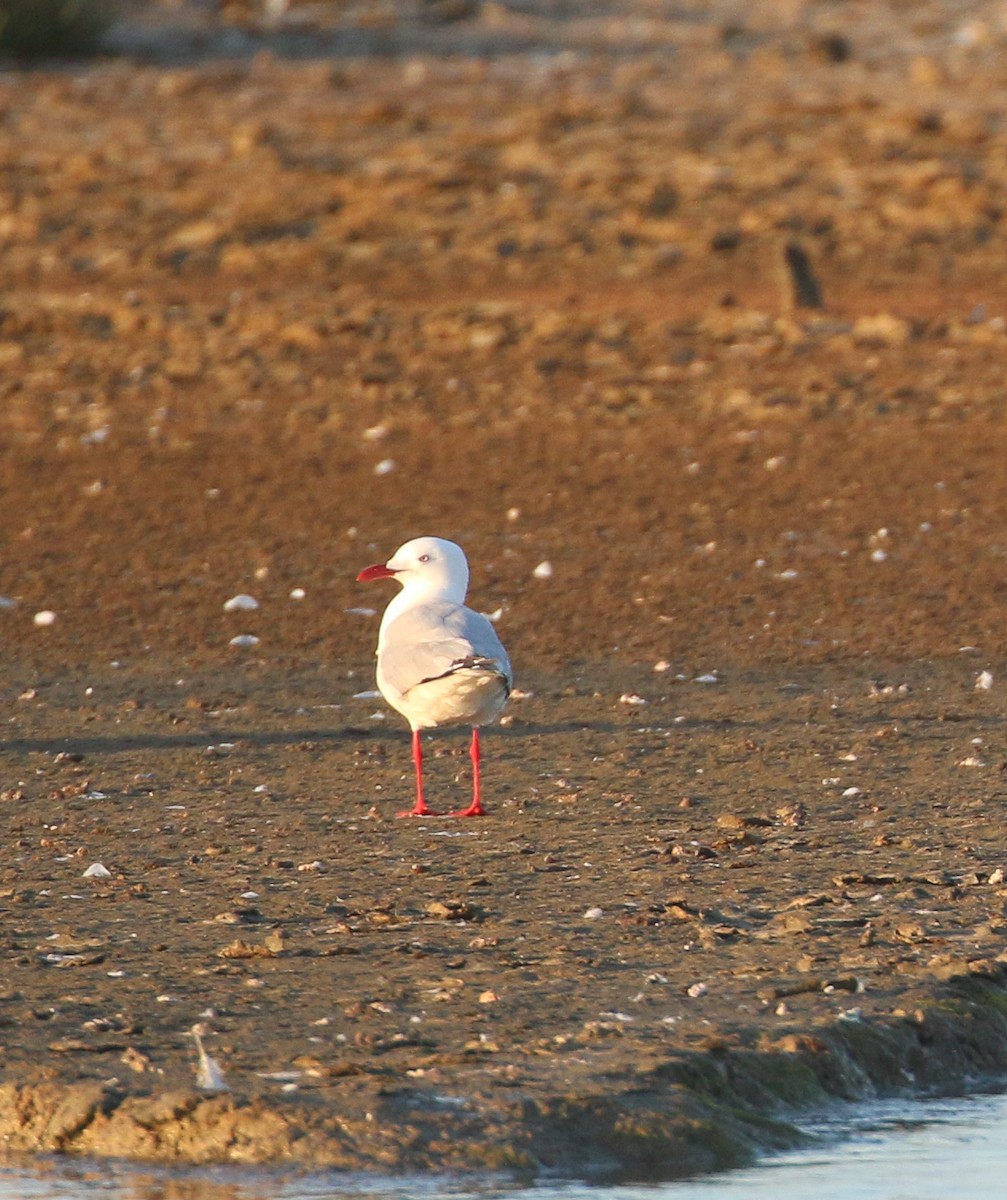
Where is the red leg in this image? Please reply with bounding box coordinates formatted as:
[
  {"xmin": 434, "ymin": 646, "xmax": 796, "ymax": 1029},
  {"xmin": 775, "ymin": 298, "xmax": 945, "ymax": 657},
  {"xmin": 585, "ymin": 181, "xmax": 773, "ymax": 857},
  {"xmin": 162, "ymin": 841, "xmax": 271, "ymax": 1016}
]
[
  {"xmin": 451, "ymin": 727, "xmax": 487, "ymax": 817},
  {"xmin": 398, "ymin": 729, "xmax": 440, "ymax": 817}
]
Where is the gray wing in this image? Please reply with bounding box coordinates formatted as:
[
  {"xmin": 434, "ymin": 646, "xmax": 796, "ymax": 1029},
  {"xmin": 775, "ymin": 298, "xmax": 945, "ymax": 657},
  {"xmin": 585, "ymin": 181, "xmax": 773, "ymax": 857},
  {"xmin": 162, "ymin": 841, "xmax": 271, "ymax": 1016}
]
[{"xmin": 378, "ymin": 601, "xmax": 512, "ymax": 699}]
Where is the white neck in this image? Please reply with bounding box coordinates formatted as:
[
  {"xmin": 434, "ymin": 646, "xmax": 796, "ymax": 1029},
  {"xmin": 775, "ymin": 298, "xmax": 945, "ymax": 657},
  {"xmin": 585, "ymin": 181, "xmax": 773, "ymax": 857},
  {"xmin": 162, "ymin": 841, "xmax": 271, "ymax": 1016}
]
[{"xmin": 377, "ymin": 572, "xmax": 467, "ymax": 649}]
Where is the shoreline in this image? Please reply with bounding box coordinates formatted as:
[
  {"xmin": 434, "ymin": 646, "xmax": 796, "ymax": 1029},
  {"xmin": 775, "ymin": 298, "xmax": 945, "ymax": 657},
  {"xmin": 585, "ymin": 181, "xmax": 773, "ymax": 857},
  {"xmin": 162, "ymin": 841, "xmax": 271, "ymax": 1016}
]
[{"xmin": 2, "ymin": 966, "xmax": 1006, "ymax": 1180}]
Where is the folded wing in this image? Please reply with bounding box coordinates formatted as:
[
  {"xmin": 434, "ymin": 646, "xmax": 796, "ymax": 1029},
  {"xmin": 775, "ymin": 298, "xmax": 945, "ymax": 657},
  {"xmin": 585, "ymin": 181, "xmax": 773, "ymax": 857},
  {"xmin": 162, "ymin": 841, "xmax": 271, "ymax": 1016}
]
[{"xmin": 379, "ymin": 601, "xmax": 512, "ymax": 701}]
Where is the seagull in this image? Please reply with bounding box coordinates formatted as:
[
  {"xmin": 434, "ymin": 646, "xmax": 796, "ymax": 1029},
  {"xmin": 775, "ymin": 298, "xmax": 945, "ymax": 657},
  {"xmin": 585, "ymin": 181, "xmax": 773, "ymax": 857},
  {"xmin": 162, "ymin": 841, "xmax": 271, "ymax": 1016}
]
[{"xmin": 356, "ymin": 536, "xmax": 512, "ymax": 818}]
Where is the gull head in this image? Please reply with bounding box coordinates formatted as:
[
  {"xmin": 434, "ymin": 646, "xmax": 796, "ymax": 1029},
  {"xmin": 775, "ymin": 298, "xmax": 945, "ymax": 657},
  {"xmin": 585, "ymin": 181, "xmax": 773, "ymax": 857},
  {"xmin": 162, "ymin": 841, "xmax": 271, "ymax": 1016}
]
[{"xmin": 357, "ymin": 536, "xmax": 470, "ymax": 604}]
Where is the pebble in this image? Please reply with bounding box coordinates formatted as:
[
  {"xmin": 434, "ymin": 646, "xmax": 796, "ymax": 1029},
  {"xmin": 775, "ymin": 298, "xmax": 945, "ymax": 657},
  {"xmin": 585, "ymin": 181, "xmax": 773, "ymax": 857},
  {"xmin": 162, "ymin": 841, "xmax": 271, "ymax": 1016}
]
[
  {"xmin": 228, "ymin": 634, "xmax": 260, "ymax": 648},
  {"xmin": 33, "ymin": 610, "xmax": 57, "ymax": 627},
  {"xmin": 975, "ymin": 670, "xmax": 993, "ymax": 690},
  {"xmin": 853, "ymin": 313, "xmax": 911, "ymax": 345},
  {"xmin": 82, "ymin": 862, "xmax": 111, "ymax": 878},
  {"xmin": 532, "ymin": 561, "xmax": 553, "ymax": 579},
  {"xmin": 223, "ymin": 594, "xmax": 259, "ymax": 612}
]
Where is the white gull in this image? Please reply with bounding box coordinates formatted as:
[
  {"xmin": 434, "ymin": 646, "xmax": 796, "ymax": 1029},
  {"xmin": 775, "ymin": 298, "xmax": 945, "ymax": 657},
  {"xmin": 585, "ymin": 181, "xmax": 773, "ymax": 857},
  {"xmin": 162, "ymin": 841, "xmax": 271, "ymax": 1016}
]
[{"xmin": 356, "ymin": 536, "xmax": 512, "ymax": 817}]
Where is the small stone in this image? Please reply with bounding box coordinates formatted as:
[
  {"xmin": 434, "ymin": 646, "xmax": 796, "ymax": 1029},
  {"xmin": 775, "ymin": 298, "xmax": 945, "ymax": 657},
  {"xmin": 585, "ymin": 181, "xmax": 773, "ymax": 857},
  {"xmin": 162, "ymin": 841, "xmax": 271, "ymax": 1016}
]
[
  {"xmin": 33, "ymin": 610, "xmax": 57, "ymax": 627},
  {"xmin": 223, "ymin": 594, "xmax": 259, "ymax": 612},
  {"xmin": 853, "ymin": 313, "xmax": 912, "ymax": 346},
  {"xmin": 168, "ymin": 219, "xmax": 223, "ymax": 250},
  {"xmin": 121, "ymin": 1047, "xmax": 151, "ymax": 1073},
  {"xmin": 82, "ymin": 863, "xmax": 111, "ymax": 879}
]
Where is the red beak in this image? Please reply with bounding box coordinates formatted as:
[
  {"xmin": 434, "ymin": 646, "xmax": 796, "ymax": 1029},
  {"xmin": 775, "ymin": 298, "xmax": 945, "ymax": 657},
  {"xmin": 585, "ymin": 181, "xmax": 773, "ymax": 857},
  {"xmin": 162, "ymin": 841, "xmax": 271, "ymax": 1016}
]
[{"xmin": 356, "ymin": 563, "xmax": 398, "ymax": 583}]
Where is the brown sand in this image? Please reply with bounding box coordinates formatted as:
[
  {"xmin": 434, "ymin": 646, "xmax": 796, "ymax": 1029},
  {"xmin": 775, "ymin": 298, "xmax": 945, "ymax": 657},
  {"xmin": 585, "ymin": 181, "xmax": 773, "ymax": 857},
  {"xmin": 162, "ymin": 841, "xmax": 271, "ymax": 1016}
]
[{"xmin": 1, "ymin": 0, "xmax": 1007, "ymax": 1182}]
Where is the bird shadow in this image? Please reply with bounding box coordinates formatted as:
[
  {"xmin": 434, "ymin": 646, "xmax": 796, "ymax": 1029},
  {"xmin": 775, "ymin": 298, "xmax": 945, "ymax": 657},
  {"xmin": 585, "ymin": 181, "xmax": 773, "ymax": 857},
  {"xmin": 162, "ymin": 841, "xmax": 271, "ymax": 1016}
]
[
  {"xmin": 0, "ymin": 715, "xmax": 761, "ymax": 759},
  {"xmin": 0, "ymin": 726, "xmax": 359, "ymax": 758}
]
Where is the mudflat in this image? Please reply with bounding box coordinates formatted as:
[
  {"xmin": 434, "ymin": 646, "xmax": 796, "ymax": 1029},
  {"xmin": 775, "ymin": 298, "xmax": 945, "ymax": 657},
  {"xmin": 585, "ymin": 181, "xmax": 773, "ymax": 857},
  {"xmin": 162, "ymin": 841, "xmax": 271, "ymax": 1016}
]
[{"xmin": 1, "ymin": 0, "xmax": 1007, "ymax": 1181}]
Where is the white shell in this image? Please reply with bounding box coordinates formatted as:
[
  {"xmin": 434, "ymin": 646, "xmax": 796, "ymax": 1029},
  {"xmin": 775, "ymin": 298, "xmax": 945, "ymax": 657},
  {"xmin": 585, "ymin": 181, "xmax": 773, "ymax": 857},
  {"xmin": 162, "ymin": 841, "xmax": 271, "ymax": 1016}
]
[{"xmin": 223, "ymin": 594, "xmax": 259, "ymax": 612}]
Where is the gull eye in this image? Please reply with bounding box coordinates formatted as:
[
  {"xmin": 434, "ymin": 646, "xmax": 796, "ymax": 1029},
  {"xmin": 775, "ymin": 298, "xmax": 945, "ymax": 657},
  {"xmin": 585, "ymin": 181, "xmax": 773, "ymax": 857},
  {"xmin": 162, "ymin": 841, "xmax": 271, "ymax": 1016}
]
[{"xmin": 418, "ymin": 553, "xmax": 431, "ymax": 563}]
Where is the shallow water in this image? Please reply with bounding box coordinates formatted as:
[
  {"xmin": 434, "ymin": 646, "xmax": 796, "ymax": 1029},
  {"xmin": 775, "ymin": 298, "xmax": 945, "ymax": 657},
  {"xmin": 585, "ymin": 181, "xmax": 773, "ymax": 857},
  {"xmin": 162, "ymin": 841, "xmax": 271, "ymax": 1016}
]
[{"xmin": 3, "ymin": 1092, "xmax": 1006, "ymax": 1200}]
